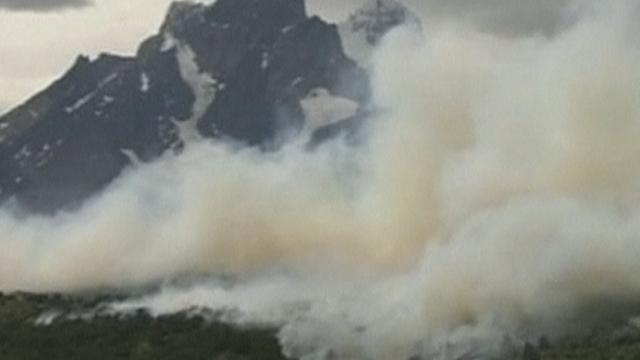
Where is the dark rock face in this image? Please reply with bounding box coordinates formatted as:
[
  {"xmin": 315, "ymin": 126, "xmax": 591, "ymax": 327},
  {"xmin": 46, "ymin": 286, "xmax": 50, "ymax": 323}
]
[
  {"xmin": 344, "ymin": 0, "xmax": 420, "ymax": 45},
  {"xmin": 0, "ymin": 0, "xmax": 369, "ymax": 212},
  {"xmin": 308, "ymin": 112, "xmax": 369, "ymax": 150},
  {"xmin": 155, "ymin": 0, "xmax": 368, "ymax": 146},
  {"xmin": 0, "ymin": 48, "xmax": 194, "ymax": 211},
  {"xmin": 201, "ymin": 15, "xmax": 369, "ymax": 146}
]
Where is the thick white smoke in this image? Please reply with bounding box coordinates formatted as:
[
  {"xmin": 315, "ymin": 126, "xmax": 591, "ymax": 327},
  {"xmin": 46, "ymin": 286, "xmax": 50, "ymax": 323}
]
[{"xmin": 4, "ymin": 1, "xmax": 640, "ymax": 358}]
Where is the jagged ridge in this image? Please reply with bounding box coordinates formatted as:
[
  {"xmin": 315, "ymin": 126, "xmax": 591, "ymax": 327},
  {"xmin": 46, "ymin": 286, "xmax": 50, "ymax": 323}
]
[{"xmin": 0, "ymin": 0, "xmax": 416, "ymax": 212}]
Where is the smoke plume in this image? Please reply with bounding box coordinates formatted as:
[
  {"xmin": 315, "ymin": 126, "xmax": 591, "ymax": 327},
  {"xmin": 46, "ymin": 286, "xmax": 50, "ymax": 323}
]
[{"xmin": 3, "ymin": 1, "xmax": 640, "ymax": 358}]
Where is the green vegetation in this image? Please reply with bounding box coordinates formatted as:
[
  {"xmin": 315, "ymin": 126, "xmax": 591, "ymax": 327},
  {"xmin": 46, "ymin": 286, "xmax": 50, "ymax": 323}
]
[
  {"xmin": 540, "ymin": 324, "xmax": 640, "ymax": 360},
  {"xmin": 0, "ymin": 292, "xmax": 287, "ymax": 360},
  {"xmin": 2, "ymin": 292, "xmax": 640, "ymax": 359}
]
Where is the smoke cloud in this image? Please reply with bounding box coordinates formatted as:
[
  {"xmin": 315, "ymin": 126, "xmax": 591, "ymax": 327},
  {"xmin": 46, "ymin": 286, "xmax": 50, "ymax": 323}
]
[
  {"xmin": 405, "ymin": 0, "xmax": 581, "ymax": 36},
  {"xmin": 3, "ymin": 0, "xmax": 640, "ymax": 358},
  {"xmin": 0, "ymin": 0, "xmax": 91, "ymax": 12}
]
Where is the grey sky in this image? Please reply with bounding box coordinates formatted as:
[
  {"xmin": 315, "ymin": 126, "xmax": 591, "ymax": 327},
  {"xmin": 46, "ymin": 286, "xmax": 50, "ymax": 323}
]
[
  {"xmin": 0, "ymin": 0, "xmax": 91, "ymax": 12},
  {"xmin": 308, "ymin": 0, "xmax": 364, "ymax": 21}
]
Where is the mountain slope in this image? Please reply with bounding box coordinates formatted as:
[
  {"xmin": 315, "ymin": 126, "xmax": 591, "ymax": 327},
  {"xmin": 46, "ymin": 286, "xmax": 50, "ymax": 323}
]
[
  {"xmin": 0, "ymin": 0, "xmax": 420, "ymax": 212},
  {"xmin": 0, "ymin": 0, "xmax": 370, "ymax": 212}
]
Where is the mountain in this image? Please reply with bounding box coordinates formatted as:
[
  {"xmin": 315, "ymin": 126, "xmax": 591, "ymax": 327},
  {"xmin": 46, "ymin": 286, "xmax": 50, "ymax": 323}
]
[{"xmin": 0, "ymin": 0, "xmax": 416, "ymax": 212}]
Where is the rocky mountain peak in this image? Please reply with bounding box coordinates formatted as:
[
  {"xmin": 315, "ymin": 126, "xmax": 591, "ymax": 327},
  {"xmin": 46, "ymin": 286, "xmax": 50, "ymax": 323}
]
[
  {"xmin": 161, "ymin": 0, "xmax": 306, "ymax": 42},
  {"xmin": 160, "ymin": 1, "xmax": 208, "ymax": 35},
  {"xmin": 0, "ymin": 0, "xmax": 368, "ymax": 212},
  {"xmin": 347, "ymin": 0, "xmax": 419, "ymax": 44}
]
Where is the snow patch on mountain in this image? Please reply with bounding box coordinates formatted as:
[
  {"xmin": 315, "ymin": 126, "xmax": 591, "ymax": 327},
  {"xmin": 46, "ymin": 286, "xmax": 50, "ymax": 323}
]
[
  {"xmin": 301, "ymin": 88, "xmax": 359, "ymax": 132},
  {"xmin": 140, "ymin": 73, "xmax": 151, "ymax": 92},
  {"xmin": 161, "ymin": 34, "xmax": 178, "ymax": 52},
  {"xmin": 121, "ymin": 149, "xmax": 143, "ymax": 167},
  {"xmin": 261, "ymin": 51, "xmax": 270, "ymax": 70},
  {"xmin": 65, "ymin": 92, "xmax": 96, "ymax": 113},
  {"xmin": 101, "ymin": 96, "xmax": 115, "ymax": 106},
  {"xmin": 173, "ymin": 37, "xmax": 222, "ymax": 144}
]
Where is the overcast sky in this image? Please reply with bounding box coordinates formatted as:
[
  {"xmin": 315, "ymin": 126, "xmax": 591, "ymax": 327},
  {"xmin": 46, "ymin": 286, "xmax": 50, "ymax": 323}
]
[{"xmin": 0, "ymin": 0, "xmax": 580, "ymax": 113}]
